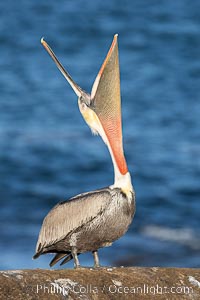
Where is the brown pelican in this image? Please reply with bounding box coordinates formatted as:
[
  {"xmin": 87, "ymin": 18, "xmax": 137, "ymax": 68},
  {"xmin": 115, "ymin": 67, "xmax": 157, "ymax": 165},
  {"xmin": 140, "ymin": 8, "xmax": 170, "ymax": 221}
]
[{"xmin": 33, "ymin": 34, "xmax": 135, "ymax": 268}]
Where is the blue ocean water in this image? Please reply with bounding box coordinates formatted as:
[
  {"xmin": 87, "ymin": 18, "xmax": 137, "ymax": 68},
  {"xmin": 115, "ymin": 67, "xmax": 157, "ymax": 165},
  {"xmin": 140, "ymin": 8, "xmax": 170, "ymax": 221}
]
[{"xmin": 0, "ymin": 0, "xmax": 200, "ymax": 270}]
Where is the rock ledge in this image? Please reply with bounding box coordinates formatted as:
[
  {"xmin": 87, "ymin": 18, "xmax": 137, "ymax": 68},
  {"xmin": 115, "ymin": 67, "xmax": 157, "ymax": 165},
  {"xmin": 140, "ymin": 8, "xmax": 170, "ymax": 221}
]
[{"xmin": 0, "ymin": 267, "xmax": 199, "ymax": 299}]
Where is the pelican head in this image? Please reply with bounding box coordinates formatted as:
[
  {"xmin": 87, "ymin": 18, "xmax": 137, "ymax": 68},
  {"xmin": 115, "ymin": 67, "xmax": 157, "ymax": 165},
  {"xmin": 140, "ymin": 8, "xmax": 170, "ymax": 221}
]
[{"xmin": 41, "ymin": 35, "xmax": 132, "ymax": 194}]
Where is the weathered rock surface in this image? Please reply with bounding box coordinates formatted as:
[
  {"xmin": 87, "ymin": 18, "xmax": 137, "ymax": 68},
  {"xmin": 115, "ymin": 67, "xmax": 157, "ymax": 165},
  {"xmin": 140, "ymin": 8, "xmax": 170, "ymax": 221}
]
[{"xmin": 0, "ymin": 267, "xmax": 199, "ymax": 299}]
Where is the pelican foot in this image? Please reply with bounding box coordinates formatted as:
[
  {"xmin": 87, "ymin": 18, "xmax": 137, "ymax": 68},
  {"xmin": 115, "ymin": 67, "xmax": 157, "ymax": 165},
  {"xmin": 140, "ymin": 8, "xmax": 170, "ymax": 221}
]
[
  {"xmin": 74, "ymin": 265, "xmax": 81, "ymax": 269},
  {"xmin": 74, "ymin": 265, "xmax": 92, "ymax": 270},
  {"xmin": 93, "ymin": 264, "xmax": 101, "ymax": 270}
]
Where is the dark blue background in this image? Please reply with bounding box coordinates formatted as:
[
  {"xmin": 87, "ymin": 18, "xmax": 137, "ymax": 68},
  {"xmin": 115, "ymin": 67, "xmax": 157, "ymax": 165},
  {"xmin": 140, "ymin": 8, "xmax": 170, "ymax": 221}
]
[{"xmin": 0, "ymin": 0, "xmax": 200, "ymax": 269}]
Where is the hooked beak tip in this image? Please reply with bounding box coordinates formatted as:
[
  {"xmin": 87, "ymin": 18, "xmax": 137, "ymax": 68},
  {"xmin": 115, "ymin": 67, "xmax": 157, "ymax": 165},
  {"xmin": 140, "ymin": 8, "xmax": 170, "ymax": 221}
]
[{"xmin": 41, "ymin": 37, "xmax": 45, "ymax": 44}]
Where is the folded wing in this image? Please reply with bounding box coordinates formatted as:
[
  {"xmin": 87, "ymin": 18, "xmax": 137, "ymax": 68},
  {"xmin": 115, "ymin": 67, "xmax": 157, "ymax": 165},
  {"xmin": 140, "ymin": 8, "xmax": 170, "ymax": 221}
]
[{"xmin": 34, "ymin": 188, "xmax": 111, "ymax": 256}]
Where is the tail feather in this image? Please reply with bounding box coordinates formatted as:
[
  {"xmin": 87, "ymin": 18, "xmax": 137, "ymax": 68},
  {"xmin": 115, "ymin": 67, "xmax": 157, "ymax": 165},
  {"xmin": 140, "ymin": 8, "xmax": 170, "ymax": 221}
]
[
  {"xmin": 50, "ymin": 252, "xmax": 70, "ymax": 267},
  {"xmin": 33, "ymin": 252, "xmax": 41, "ymax": 259},
  {"xmin": 33, "ymin": 243, "xmax": 42, "ymax": 259},
  {"xmin": 60, "ymin": 253, "xmax": 81, "ymax": 266},
  {"xmin": 33, "ymin": 243, "xmax": 43, "ymax": 260}
]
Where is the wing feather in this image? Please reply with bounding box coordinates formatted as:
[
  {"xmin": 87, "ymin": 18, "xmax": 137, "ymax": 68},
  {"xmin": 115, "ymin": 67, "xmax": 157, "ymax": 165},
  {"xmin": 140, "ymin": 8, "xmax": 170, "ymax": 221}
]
[{"xmin": 35, "ymin": 188, "xmax": 111, "ymax": 254}]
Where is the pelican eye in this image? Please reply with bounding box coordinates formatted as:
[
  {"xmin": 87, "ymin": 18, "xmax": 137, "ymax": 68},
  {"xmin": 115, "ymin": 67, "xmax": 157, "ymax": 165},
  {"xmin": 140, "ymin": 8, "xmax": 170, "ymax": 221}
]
[
  {"xmin": 79, "ymin": 96, "xmax": 90, "ymax": 111},
  {"xmin": 78, "ymin": 97, "xmax": 86, "ymax": 112},
  {"xmin": 81, "ymin": 102, "xmax": 87, "ymax": 110}
]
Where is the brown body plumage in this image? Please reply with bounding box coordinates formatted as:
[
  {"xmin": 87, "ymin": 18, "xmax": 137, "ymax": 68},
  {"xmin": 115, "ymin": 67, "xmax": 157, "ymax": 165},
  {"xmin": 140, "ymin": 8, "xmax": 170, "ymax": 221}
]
[
  {"xmin": 34, "ymin": 188, "xmax": 135, "ymax": 266},
  {"xmin": 33, "ymin": 35, "xmax": 135, "ymax": 268}
]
